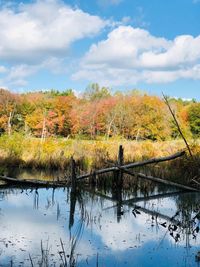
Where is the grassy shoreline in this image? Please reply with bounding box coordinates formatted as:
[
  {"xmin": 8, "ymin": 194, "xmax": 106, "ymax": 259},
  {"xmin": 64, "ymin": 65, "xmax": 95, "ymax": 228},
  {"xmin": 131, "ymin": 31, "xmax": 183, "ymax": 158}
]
[{"xmin": 0, "ymin": 133, "xmax": 190, "ymax": 168}]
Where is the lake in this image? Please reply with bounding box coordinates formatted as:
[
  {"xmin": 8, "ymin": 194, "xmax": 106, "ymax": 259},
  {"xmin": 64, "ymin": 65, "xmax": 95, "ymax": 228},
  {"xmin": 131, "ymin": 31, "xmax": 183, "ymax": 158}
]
[{"xmin": 0, "ymin": 171, "xmax": 199, "ymax": 267}]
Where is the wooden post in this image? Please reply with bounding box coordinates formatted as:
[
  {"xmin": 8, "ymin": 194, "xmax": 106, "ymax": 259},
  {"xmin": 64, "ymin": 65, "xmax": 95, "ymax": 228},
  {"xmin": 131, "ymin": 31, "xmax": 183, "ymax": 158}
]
[
  {"xmin": 118, "ymin": 145, "xmax": 124, "ymax": 166},
  {"xmin": 89, "ymin": 170, "xmax": 96, "ymax": 187},
  {"xmin": 117, "ymin": 145, "xmax": 124, "ymax": 187},
  {"xmin": 69, "ymin": 156, "xmax": 77, "ymax": 229},
  {"xmin": 115, "ymin": 145, "xmax": 124, "ymax": 222},
  {"xmin": 71, "ymin": 156, "xmax": 77, "ymax": 193},
  {"xmin": 113, "ymin": 145, "xmax": 124, "ymax": 189}
]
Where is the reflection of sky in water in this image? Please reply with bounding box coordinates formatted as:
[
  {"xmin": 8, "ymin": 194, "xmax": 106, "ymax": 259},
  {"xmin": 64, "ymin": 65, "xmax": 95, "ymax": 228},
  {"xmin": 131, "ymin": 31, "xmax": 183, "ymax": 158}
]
[{"xmin": 0, "ymin": 188, "xmax": 199, "ymax": 267}]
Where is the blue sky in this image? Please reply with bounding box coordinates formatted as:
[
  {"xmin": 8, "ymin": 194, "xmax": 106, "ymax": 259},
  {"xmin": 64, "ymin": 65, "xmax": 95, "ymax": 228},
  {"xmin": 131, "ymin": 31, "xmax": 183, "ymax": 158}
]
[{"xmin": 0, "ymin": 0, "xmax": 200, "ymax": 99}]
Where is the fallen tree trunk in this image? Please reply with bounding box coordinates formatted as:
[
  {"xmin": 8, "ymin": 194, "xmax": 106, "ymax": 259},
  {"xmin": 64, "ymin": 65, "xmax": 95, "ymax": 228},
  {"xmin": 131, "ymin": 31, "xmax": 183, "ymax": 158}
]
[
  {"xmin": 122, "ymin": 168, "xmax": 199, "ymax": 192},
  {"xmin": 0, "ymin": 175, "xmax": 68, "ymax": 187},
  {"xmin": 77, "ymin": 151, "xmax": 186, "ymax": 180},
  {"xmin": 121, "ymin": 150, "xmax": 186, "ymax": 169}
]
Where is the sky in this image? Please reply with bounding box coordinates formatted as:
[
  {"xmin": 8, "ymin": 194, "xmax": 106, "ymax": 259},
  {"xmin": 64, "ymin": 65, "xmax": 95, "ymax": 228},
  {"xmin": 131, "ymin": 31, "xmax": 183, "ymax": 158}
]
[{"xmin": 0, "ymin": 0, "xmax": 200, "ymax": 99}]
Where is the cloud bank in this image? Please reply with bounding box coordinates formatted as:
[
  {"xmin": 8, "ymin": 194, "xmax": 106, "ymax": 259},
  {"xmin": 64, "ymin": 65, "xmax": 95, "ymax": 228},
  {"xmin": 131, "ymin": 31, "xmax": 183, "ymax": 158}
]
[
  {"xmin": 0, "ymin": 0, "xmax": 106, "ymax": 63},
  {"xmin": 0, "ymin": 0, "xmax": 106, "ymax": 88},
  {"xmin": 73, "ymin": 26, "xmax": 200, "ymax": 85}
]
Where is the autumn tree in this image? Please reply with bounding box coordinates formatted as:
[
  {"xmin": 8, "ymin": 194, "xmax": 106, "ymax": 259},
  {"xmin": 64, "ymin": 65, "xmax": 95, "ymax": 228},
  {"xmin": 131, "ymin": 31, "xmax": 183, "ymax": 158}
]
[
  {"xmin": 0, "ymin": 89, "xmax": 20, "ymax": 135},
  {"xmin": 0, "ymin": 87, "xmax": 194, "ymax": 141}
]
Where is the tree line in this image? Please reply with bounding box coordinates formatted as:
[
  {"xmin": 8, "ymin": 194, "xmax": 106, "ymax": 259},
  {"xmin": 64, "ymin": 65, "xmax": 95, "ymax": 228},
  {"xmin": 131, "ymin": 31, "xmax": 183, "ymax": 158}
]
[{"xmin": 0, "ymin": 84, "xmax": 199, "ymax": 141}]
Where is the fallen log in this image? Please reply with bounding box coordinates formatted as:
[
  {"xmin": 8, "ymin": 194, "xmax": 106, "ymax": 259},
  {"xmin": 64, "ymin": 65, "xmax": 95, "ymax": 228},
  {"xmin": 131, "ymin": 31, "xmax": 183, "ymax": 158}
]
[
  {"xmin": 0, "ymin": 175, "xmax": 68, "ymax": 188},
  {"xmin": 77, "ymin": 150, "xmax": 186, "ymax": 180},
  {"xmin": 121, "ymin": 150, "xmax": 186, "ymax": 169},
  {"xmin": 122, "ymin": 168, "xmax": 199, "ymax": 192}
]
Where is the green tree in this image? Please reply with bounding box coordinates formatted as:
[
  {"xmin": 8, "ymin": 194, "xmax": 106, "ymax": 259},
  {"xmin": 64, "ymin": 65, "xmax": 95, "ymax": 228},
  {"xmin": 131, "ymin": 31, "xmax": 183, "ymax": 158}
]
[
  {"xmin": 83, "ymin": 83, "xmax": 110, "ymax": 101},
  {"xmin": 49, "ymin": 89, "xmax": 75, "ymax": 97},
  {"xmin": 188, "ymin": 103, "xmax": 200, "ymax": 136}
]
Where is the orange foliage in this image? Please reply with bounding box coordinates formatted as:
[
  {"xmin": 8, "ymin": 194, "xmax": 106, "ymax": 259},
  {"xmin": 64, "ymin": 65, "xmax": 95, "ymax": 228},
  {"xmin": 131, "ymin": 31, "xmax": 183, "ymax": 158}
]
[{"xmin": 0, "ymin": 88, "xmax": 194, "ymax": 140}]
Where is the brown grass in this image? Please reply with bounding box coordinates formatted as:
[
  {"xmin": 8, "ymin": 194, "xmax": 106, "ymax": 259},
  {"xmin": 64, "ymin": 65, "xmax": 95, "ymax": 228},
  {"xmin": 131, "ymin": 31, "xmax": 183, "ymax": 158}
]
[{"xmin": 0, "ymin": 133, "xmax": 190, "ymax": 170}]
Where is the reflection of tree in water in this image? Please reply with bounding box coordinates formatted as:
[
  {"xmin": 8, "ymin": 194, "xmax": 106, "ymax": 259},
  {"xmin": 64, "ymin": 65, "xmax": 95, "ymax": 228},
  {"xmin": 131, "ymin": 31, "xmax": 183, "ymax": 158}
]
[
  {"xmin": 173, "ymin": 192, "xmax": 200, "ymax": 247},
  {"xmin": 58, "ymin": 189, "xmax": 102, "ymax": 267},
  {"xmin": 86, "ymin": 177, "xmax": 200, "ymax": 251},
  {"xmin": 27, "ymin": 189, "xmax": 87, "ymax": 267},
  {"xmin": 128, "ymin": 192, "xmax": 200, "ymax": 249},
  {"xmin": 1, "ymin": 185, "xmax": 200, "ymax": 266},
  {"xmin": 67, "ymin": 187, "xmax": 200, "ymax": 267}
]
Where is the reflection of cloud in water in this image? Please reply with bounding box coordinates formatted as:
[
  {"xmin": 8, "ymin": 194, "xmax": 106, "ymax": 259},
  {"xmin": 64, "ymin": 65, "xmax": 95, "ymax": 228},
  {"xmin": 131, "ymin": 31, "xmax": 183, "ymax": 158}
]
[
  {"xmin": 0, "ymin": 189, "xmax": 93, "ymax": 265},
  {"xmin": 85, "ymin": 196, "xmax": 200, "ymax": 251},
  {"xmin": 90, "ymin": 209, "xmax": 159, "ymax": 251},
  {"xmin": 0, "ymin": 189, "xmax": 200, "ymax": 266}
]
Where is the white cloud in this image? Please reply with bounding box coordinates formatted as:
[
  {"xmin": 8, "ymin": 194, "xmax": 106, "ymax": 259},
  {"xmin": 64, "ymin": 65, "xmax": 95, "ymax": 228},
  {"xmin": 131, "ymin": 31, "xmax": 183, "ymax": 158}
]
[
  {"xmin": 80, "ymin": 26, "xmax": 170, "ymax": 68},
  {"xmin": 3, "ymin": 64, "xmax": 39, "ymax": 87},
  {"xmin": 0, "ymin": 0, "xmax": 106, "ymax": 63},
  {"xmin": 0, "ymin": 0, "xmax": 109, "ymax": 89},
  {"xmin": 1, "ymin": 56, "xmax": 72, "ymax": 88},
  {"xmin": 73, "ymin": 26, "xmax": 200, "ymax": 86},
  {"xmin": 0, "ymin": 190, "xmax": 93, "ymax": 265}
]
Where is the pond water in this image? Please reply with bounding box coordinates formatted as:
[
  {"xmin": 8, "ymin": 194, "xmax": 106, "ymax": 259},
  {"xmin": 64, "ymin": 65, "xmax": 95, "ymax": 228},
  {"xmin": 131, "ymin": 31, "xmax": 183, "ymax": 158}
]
[{"xmin": 0, "ymin": 176, "xmax": 200, "ymax": 267}]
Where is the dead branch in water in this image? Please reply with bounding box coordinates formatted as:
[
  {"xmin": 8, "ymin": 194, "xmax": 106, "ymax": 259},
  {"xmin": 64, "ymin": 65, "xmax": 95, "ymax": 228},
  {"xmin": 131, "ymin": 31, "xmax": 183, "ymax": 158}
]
[
  {"xmin": 77, "ymin": 150, "xmax": 185, "ymax": 180},
  {"xmin": 121, "ymin": 167, "xmax": 199, "ymax": 192}
]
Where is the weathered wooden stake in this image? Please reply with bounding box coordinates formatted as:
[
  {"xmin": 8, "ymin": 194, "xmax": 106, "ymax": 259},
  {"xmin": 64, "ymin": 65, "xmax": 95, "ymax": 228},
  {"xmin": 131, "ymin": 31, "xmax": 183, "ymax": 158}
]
[
  {"xmin": 117, "ymin": 145, "xmax": 124, "ymax": 187},
  {"xmin": 116, "ymin": 145, "xmax": 124, "ymax": 222},
  {"xmin": 113, "ymin": 145, "xmax": 124, "ymax": 189},
  {"xmin": 89, "ymin": 170, "xmax": 96, "ymax": 187},
  {"xmin": 71, "ymin": 156, "xmax": 77, "ymax": 193},
  {"xmin": 118, "ymin": 145, "xmax": 124, "ymax": 166}
]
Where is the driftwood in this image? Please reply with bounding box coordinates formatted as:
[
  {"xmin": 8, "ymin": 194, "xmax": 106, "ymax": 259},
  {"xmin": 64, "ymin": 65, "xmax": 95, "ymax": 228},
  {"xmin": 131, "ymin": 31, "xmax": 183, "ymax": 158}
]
[
  {"xmin": 77, "ymin": 151, "xmax": 185, "ymax": 180},
  {"xmin": 0, "ymin": 175, "xmax": 68, "ymax": 187}
]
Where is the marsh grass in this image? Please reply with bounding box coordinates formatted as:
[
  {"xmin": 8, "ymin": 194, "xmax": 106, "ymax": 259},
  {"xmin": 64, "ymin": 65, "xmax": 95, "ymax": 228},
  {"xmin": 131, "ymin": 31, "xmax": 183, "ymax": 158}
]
[
  {"xmin": 0, "ymin": 134, "xmax": 200, "ymax": 184},
  {"xmin": 0, "ymin": 134, "xmax": 185, "ymax": 168}
]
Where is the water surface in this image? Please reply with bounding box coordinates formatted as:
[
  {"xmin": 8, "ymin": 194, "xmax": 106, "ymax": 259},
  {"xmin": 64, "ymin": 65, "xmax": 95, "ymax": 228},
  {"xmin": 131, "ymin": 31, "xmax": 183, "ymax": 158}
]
[{"xmin": 0, "ymin": 182, "xmax": 199, "ymax": 267}]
